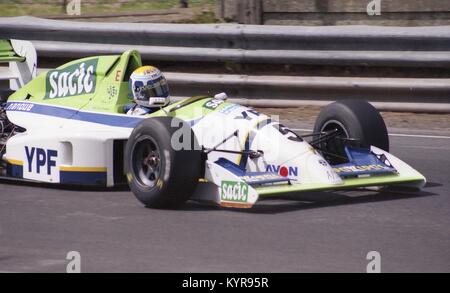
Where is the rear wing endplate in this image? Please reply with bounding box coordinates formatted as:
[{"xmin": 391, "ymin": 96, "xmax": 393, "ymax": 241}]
[{"xmin": 0, "ymin": 39, "xmax": 37, "ymax": 91}]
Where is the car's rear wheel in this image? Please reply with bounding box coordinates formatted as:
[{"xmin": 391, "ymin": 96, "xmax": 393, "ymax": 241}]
[
  {"xmin": 125, "ymin": 117, "xmax": 202, "ymax": 209},
  {"xmin": 0, "ymin": 90, "xmax": 14, "ymax": 104},
  {"xmin": 313, "ymin": 100, "xmax": 389, "ymax": 164}
]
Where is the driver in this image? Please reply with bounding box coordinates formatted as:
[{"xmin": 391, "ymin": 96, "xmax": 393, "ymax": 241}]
[{"xmin": 125, "ymin": 66, "xmax": 170, "ymax": 115}]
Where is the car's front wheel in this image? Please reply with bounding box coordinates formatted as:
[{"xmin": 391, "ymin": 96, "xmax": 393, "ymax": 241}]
[{"xmin": 313, "ymin": 100, "xmax": 389, "ymax": 164}]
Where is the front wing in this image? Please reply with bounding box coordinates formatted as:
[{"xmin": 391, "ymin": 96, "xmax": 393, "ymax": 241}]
[
  {"xmin": 191, "ymin": 145, "xmax": 426, "ymax": 208},
  {"xmin": 255, "ymin": 174, "xmax": 425, "ymax": 197}
]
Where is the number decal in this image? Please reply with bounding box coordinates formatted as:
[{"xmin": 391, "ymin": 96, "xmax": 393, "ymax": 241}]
[{"xmin": 273, "ymin": 123, "xmax": 303, "ymax": 142}]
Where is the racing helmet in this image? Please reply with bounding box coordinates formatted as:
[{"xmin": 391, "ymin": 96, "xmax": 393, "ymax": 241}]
[{"xmin": 130, "ymin": 66, "xmax": 170, "ymax": 107}]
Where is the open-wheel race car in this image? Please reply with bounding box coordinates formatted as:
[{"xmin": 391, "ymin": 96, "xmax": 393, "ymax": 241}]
[{"xmin": 0, "ymin": 40, "xmax": 426, "ymax": 209}]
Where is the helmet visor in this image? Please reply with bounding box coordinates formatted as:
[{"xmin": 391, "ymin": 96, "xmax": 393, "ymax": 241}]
[{"xmin": 134, "ymin": 77, "xmax": 169, "ymax": 101}]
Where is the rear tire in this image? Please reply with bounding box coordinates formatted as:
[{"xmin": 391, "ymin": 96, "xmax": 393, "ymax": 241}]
[
  {"xmin": 125, "ymin": 117, "xmax": 202, "ymax": 209},
  {"xmin": 313, "ymin": 100, "xmax": 389, "ymax": 164},
  {"xmin": 0, "ymin": 90, "xmax": 14, "ymax": 104}
]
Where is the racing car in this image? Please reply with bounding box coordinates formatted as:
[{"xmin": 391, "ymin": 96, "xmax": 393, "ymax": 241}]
[{"xmin": 0, "ymin": 39, "xmax": 426, "ymax": 209}]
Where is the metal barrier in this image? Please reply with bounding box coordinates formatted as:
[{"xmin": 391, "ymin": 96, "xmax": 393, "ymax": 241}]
[
  {"xmin": 1, "ymin": 16, "xmax": 449, "ymax": 112},
  {"xmin": 31, "ymin": 40, "xmax": 450, "ymax": 68},
  {"xmin": 1, "ymin": 16, "xmax": 450, "ymax": 51},
  {"xmin": 166, "ymin": 73, "xmax": 450, "ymax": 113}
]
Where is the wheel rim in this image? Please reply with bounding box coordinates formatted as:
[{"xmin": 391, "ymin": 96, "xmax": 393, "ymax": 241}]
[
  {"xmin": 320, "ymin": 120, "xmax": 349, "ymax": 138},
  {"xmin": 132, "ymin": 136, "xmax": 161, "ymax": 188},
  {"xmin": 319, "ymin": 120, "xmax": 350, "ymax": 164}
]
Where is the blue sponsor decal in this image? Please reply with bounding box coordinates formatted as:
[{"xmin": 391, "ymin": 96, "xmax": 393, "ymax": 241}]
[
  {"xmin": 219, "ymin": 104, "xmax": 241, "ymax": 115},
  {"xmin": 266, "ymin": 164, "xmax": 298, "ymax": 177},
  {"xmin": 60, "ymin": 171, "xmax": 106, "ymax": 186},
  {"xmin": 25, "ymin": 146, "xmax": 58, "ymax": 175},
  {"xmin": 6, "ymin": 163, "xmax": 23, "ymax": 178},
  {"xmin": 5, "ymin": 102, "xmax": 202, "ymax": 129},
  {"xmin": 5, "ymin": 102, "xmax": 34, "ymax": 112}
]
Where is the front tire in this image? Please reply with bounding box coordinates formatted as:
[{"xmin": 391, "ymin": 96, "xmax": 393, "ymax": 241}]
[
  {"xmin": 125, "ymin": 117, "xmax": 202, "ymax": 209},
  {"xmin": 313, "ymin": 100, "xmax": 389, "ymax": 164}
]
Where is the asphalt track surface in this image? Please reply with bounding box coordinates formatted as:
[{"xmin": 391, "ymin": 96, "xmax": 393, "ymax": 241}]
[{"xmin": 0, "ymin": 126, "xmax": 449, "ymax": 273}]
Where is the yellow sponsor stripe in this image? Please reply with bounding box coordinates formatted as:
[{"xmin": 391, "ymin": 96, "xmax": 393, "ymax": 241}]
[
  {"xmin": 59, "ymin": 166, "xmax": 107, "ymax": 172},
  {"xmin": 235, "ymin": 118, "xmax": 265, "ymax": 165},
  {"xmin": 235, "ymin": 130, "xmax": 251, "ymax": 165},
  {"xmin": 6, "ymin": 158, "xmax": 23, "ymax": 166}
]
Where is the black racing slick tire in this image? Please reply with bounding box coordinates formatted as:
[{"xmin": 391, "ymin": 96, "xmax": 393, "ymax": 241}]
[
  {"xmin": 124, "ymin": 117, "xmax": 202, "ymax": 209},
  {"xmin": 313, "ymin": 100, "xmax": 389, "ymax": 163},
  {"xmin": 0, "ymin": 90, "xmax": 14, "ymax": 104}
]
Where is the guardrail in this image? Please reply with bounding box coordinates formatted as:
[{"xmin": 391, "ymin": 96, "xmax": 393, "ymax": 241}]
[
  {"xmin": 1, "ymin": 16, "xmax": 450, "ymax": 68},
  {"xmin": 30, "ymin": 40, "xmax": 450, "ymax": 68},
  {"xmin": 0, "ymin": 16, "xmax": 449, "ymax": 112},
  {"xmin": 166, "ymin": 73, "xmax": 450, "ymax": 113}
]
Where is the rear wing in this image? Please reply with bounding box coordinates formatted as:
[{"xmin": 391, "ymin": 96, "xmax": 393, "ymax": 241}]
[{"xmin": 0, "ymin": 39, "xmax": 37, "ymax": 91}]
